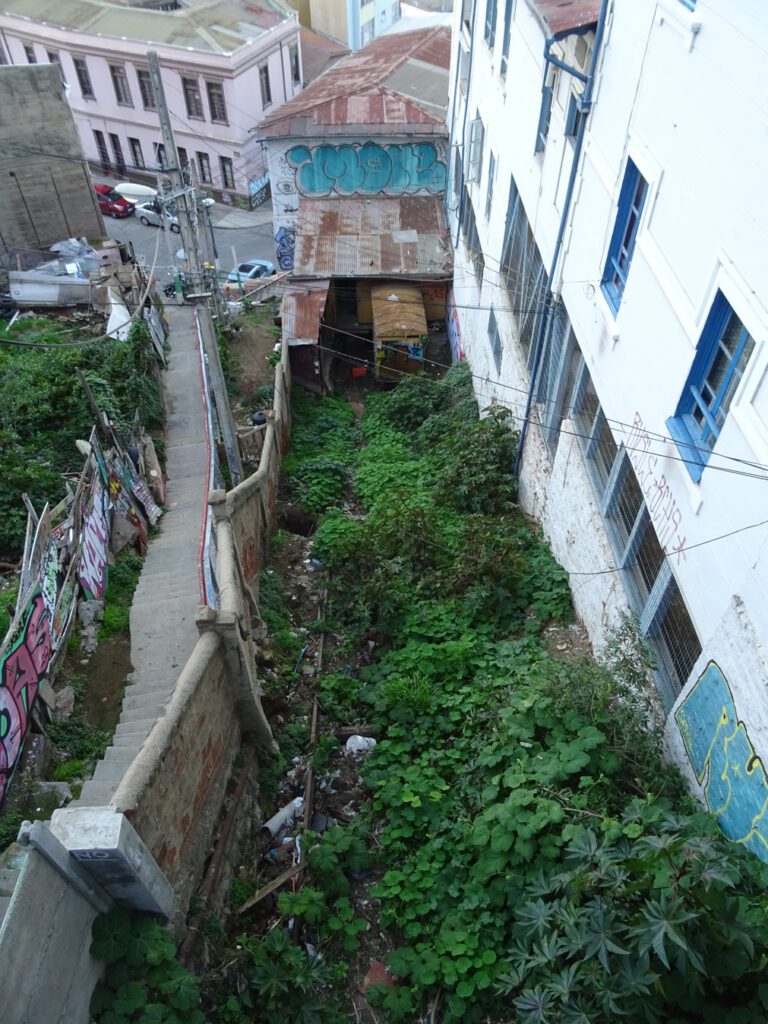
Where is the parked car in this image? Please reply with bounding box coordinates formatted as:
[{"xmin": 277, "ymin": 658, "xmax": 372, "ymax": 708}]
[
  {"xmin": 226, "ymin": 259, "xmax": 276, "ymax": 283},
  {"xmin": 94, "ymin": 184, "xmax": 134, "ymax": 219},
  {"xmin": 135, "ymin": 199, "xmax": 181, "ymax": 233}
]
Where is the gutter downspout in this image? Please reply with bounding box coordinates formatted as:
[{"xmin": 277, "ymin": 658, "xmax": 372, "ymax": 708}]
[{"xmin": 513, "ymin": 0, "xmax": 611, "ymax": 476}]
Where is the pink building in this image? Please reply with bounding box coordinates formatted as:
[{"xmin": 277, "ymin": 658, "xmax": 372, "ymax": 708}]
[{"xmin": 0, "ymin": 0, "xmax": 303, "ymax": 203}]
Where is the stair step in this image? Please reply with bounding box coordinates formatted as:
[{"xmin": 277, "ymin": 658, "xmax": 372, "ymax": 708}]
[
  {"xmin": 74, "ymin": 780, "xmax": 118, "ymax": 806},
  {"xmin": 93, "ymin": 761, "xmax": 134, "ymax": 783}
]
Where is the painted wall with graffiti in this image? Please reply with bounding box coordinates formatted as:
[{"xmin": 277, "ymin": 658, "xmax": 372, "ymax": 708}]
[
  {"xmin": 0, "ymin": 428, "xmax": 162, "ymax": 804},
  {"xmin": 266, "ymin": 137, "xmax": 449, "ymax": 270},
  {"xmin": 674, "ymin": 661, "xmax": 768, "ymax": 860}
]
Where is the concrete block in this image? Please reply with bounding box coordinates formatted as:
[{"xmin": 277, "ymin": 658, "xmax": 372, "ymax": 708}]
[{"xmin": 50, "ymin": 807, "xmax": 174, "ymax": 918}]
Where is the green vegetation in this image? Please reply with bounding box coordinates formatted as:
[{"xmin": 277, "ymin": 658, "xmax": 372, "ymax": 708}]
[
  {"xmin": 241, "ymin": 365, "xmax": 768, "ymax": 1023},
  {"xmin": 90, "ymin": 908, "xmax": 207, "ymax": 1024},
  {"xmin": 0, "ymin": 317, "xmax": 164, "ymax": 555},
  {"xmin": 99, "ymin": 549, "xmax": 144, "ymax": 640}
]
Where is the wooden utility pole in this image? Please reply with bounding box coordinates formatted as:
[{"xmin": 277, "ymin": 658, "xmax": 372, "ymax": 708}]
[{"xmin": 147, "ymin": 51, "xmax": 243, "ymax": 485}]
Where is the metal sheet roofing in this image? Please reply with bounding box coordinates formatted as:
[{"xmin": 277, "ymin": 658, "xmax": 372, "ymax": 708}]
[
  {"xmin": 282, "ymin": 279, "xmax": 330, "ymax": 344},
  {"xmin": 0, "ymin": 0, "xmax": 291, "ymax": 53},
  {"xmin": 259, "ymin": 26, "xmax": 451, "ymax": 138},
  {"xmin": 292, "ymin": 196, "xmax": 453, "ymax": 278},
  {"xmin": 371, "ymin": 283, "xmax": 428, "ymax": 339},
  {"xmin": 527, "ymin": 0, "xmax": 600, "ymax": 37}
]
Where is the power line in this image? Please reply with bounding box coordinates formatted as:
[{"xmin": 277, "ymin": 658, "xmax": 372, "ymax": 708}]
[{"xmin": 317, "ymin": 320, "xmax": 768, "ymax": 479}]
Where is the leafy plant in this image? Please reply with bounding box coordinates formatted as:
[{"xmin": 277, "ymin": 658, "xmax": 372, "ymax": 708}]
[
  {"xmin": 90, "ymin": 908, "xmax": 207, "ymax": 1024},
  {"xmin": 47, "ymin": 714, "xmax": 110, "ymax": 762}
]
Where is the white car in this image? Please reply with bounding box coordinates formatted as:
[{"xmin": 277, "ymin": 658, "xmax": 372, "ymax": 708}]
[
  {"xmin": 135, "ymin": 199, "xmax": 181, "ymax": 233},
  {"xmin": 226, "ymin": 259, "xmax": 276, "ymax": 283}
]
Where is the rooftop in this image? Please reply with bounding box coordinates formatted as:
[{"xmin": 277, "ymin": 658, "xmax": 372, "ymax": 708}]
[
  {"xmin": 259, "ymin": 25, "xmax": 451, "ymax": 138},
  {"xmin": 299, "ymin": 25, "xmax": 348, "ymax": 84},
  {"xmin": 0, "ymin": 0, "xmax": 294, "ymax": 54},
  {"xmin": 292, "ymin": 195, "xmax": 453, "ymax": 278},
  {"xmin": 526, "ymin": 0, "xmax": 600, "ymax": 38}
]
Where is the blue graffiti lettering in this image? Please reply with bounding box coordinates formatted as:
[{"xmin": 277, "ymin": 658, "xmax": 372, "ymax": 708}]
[
  {"xmin": 675, "ymin": 661, "xmax": 768, "ymax": 860},
  {"xmin": 286, "ymin": 142, "xmax": 447, "ymax": 196}
]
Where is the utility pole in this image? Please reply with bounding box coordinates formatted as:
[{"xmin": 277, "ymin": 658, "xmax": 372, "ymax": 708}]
[{"xmin": 148, "ymin": 51, "xmax": 243, "ymax": 485}]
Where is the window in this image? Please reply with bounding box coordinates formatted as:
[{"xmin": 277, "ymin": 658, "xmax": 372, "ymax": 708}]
[
  {"xmin": 47, "ymin": 50, "xmax": 59, "ymax": 65},
  {"xmin": 109, "ymin": 134, "xmax": 126, "ymax": 176},
  {"xmin": 601, "ymin": 157, "xmax": 648, "ymax": 315},
  {"xmin": 182, "ymin": 76, "xmax": 203, "ymax": 119},
  {"xmin": 110, "ymin": 64, "xmax": 132, "ymax": 106},
  {"xmin": 206, "ymin": 81, "xmax": 228, "ymax": 123},
  {"xmin": 391, "ymin": 0, "xmax": 402, "ymax": 19},
  {"xmin": 485, "ymin": 151, "xmax": 495, "ymax": 219},
  {"xmin": 564, "ymin": 91, "xmax": 586, "ymax": 139},
  {"xmin": 569, "ymin": 352, "xmax": 702, "ymax": 703},
  {"xmin": 0, "ymin": 42, "xmax": 7, "ymax": 65},
  {"xmin": 460, "ymin": 185, "xmax": 484, "ymax": 281},
  {"xmin": 361, "ymin": 20, "xmax": 374, "ymax": 45},
  {"xmin": 155, "ymin": 142, "xmax": 167, "ymax": 169},
  {"xmin": 197, "ymin": 151, "xmax": 212, "ymax": 183},
  {"xmin": 500, "ymin": 0, "xmax": 513, "ymax": 78},
  {"xmin": 484, "ymin": 0, "xmax": 498, "ymax": 48},
  {"xmin": 488, "ymin": 308, "xmax": 503, "ymax": 373},
  {"xmin": 289, "ymin": 44, "xmax": 301, "ymax": 86},
  {"xmin": 679, "ymin": 0, "xmax": 697, "ymax": 8},
  {"xmin": 178, "ymin": 147, "xmax": 189, "ymax": 168},
  {"xmin": 128, "ymin": 137, "xmax": 144, "ymax": 168},
  {"xmin": 461, "ymin": 0, "xmax": 473, "ymax": 33},
  {"xmin": 24, "ymin": 44, "xmax": 37, "ymax": 64},
  {"xmin": 220, "ymin": 156, "xmax": 235, "ymax": 190},
  {"xmin": 93, "ymin": 129, "xmax": 110, "ymax": 173},
  {"xmin": 137, "ymin": 69, "xmax": 156, "ymax": 110},
  {"xmin": 259, "ymin": 64, "xmax": 272, "ymax": 108},
  {"xmin": 466, "ymin": 115, "xmax": 484, "ymax": 183},
  {"xmin": 667, "ymin": 293, "xmax": 755, "ymax": 481},
  {"xmin": 74, "ymin": 57, "xmax": 94, "ymax": 99},
  {"xmin": 534, "ymin": 73, "xmax": 555, "ymax": 153},
  {"xmin": 500, "ymin": 174, "xmax": 548, "ymax": 357}
]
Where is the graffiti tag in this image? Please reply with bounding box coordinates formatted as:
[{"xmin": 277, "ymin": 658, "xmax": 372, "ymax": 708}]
[
  {"xmin": 286, "ymin": 142, "xmax": 447, "ymax": 197},
  {"xmin": 675, "ymin": 662, "xmax": 768, "ymax": 860},
  {"xmin": 275, "ymin": 226, "xmax": 296, "ymax": 271},
  {"xmin": 0, "ymin": 591, "xmax": 52, "ymax": 802},
  {"xmin": 626, "ymin": 412, "xmax": 686, "ymax": 562},
  {"xmin": 79, "ymin": 477, "xmax": 110, "ymax": 600}
]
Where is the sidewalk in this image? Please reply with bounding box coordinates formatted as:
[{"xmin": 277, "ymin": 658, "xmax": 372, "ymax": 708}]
[{"xmin": 210, "ymin": 201, "xmax": 274, "ymax": 230}]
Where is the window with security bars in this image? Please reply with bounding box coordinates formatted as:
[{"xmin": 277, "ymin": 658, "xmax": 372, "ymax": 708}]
[
  {"xmin": 569, "ymin": 353, "xmax": 701, "ymax": 703},
  {"xmin": 137, "ymin": 70, "xmax": 156, "ymax": 110},
  {"xmin": 668, "ymin": 291, "xmax": 755, "ymax": 482},
  {"xmin": 110, "ymin": 64, "xmax": 132, "ymax": 106},
  {"xmin": 182, "ymin": 76, "xmax": 204, "ymax": 118},
  {"xmin": 500, "ymin": 0, "xmax": 513, "ymax": 78},
  {"xmin": 259, "ymin": 64, "xmax": 272, "ymax": 107},
  {"xmin": 220, "ymin": 156, "xmax": 235, "ymax": 190},
  {"xmin": 128, "ymin": 137, "xmax": 144, "ymax": 168},
  {"xmin": 536, "ymin": 301, "xmax": 579, "ymax": 454},
  {"xmin": 500, "ymin": 174, "xmax": 548, "ymax": 357},
  {"xmin": 461, "ymin": 185, "xmax": 484, "ymax": 281},
  {"xmin": 206, "ymin": 81, "xmax": 228, "ymax": 123},
  {"xmin": 197, "ymin": 151, "xmax": 212, "ymax": 183}
]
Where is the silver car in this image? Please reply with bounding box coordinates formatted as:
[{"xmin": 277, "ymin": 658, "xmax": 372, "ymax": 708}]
[{"xmin": 135, "ymin": 199, "xmax": 181, "ymax": 233}]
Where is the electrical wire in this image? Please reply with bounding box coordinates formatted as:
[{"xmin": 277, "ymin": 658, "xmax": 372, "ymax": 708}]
[{"xmin": 315, "ymin": 319, "xmax": 768, "ymax": 479}]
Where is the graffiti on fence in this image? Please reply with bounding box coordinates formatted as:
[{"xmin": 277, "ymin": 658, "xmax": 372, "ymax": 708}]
[
  {"xmin": 275, "ymin": 226, "xmax": 296, "ymax": 271},
  {"xmin": 675, "ymin": 661, "xmax": 768, "ymax": 860},
  {"xmin": 286, "ymin": 142, "xmax": 447, "ymax": 197},
  {"xmin": 0, "ymin": 590, "xmax": 52, "ymax": 801},
  {"xmin": 79, "ymin": 476, "xmax": 110, "ymax": 600},
  {"xmin": 249, "ymin": 174, "xmax": 271, "ymax": 209}
]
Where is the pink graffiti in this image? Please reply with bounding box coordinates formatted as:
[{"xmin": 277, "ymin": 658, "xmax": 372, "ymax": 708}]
[
  {"xmin": 0, "ymin": 593, "xmax": 52, "ymax": 802},
  {"xmin": 79, "ymin": 478, "xmax": 110, "ymax": 600},
  {"xmin": 626, "ymin": 412, "xmax": 686, "ymax": 562}
]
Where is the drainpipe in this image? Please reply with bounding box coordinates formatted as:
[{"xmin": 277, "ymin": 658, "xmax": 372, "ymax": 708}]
[{"xmin": 513, "ymin": 0, "xmax": 611, "ymax": 476}]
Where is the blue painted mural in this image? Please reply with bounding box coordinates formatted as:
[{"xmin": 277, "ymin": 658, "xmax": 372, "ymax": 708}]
[
  {"xmin": 286, "ymin": 142, "xmax": 447, "ymax": 197},
  {"xmin": 675, "ymin": 661, "xmax": 768, "ymax": 860},
  {"xmin": 275, "ymin": 226, "xmax": 296, "ymax": 271}
]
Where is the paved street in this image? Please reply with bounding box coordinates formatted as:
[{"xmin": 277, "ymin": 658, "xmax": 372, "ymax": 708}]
[{"xmin": 99, "ymin": 195, "xmax": 277, "ymax": 285}]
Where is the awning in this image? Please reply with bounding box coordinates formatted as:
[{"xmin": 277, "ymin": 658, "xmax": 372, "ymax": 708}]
[
  {"xmin": 371, "ymin": 283, "xmax": 427, "ymax": 339},
  {"xmin": 281, "ymin": 279, "xmax": 330, "ymax": 346}
]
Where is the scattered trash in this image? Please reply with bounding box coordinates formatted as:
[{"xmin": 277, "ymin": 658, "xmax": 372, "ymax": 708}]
[
  {"xmin": 261, "ymin": 796, "xmax": 304, "ymax": 839},
  {"xmin": 344, "ymin": 736, "xmax": 377, "ymax": 756}
]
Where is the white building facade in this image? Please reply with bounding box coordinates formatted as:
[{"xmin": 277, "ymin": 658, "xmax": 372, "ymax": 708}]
[
  {"xmin": 449, "ymin": 0, "xmax": 768, "ymax": 858},
  {"xmin": 0, "ymin": 0, "xmax": 303, "ymax": 203}
]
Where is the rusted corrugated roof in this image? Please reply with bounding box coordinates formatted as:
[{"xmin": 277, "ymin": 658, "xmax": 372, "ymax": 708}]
[
  {"xmin": 292, "ymin": 196, "xmax": 453, "ymax": 278},
  {"xmin": 371, "ymin": 283, "xmax": 428, "ymax": 339},
  {"xmin": 527, "ymin": 0, "xmax": 600, "ymax": 36},
  {"xmin": 259, "ymin": 26, "xmax": 451, "ymax": 138},
  {"xmin": 282, "ymin": 279, "xmax": 330, "ymax": 344}
]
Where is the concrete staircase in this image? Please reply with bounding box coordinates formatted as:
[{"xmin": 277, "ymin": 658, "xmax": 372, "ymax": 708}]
[{"xmin": 74, "ymin": 305, "xmax": 209, "ymax": 807}]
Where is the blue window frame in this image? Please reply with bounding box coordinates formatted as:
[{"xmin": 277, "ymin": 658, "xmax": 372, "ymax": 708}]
[
  {"xmin": 679, "ymin": 0, "xmax": 697, "ymax": 9},
  {"xmin": 601, "ymin": 158, "xmax": 648, "ymax": 315},
  {"xmin": 667, "ymin": 292, "xmax": 755, "ymax": 482},
  {"xmin": 500, "ymin": 0, "xmax": 513, "ymax": 78},
  {"xmin": 485, "ymin": 0, "xmax": 498, "ymax": 47}
]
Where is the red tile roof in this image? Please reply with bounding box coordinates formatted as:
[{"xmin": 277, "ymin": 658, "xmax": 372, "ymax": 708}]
[{"xmin": 527, "ymin": 0, "xmax": 600, "ymax": 37}]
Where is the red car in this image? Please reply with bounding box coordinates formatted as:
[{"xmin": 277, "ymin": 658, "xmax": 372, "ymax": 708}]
[{"xmin": 94, "ymin": 184, "xmax": 134, "ymax": 218}]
